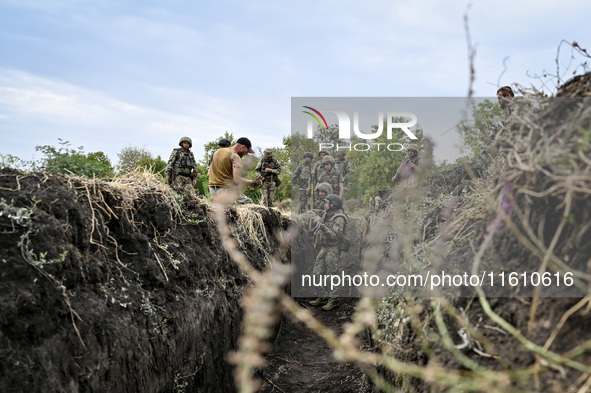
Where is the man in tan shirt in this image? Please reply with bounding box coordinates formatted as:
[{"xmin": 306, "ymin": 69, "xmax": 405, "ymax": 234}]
[{"xmin": 208, "ymin": 137, "xmax": 260, "ymax": 204}]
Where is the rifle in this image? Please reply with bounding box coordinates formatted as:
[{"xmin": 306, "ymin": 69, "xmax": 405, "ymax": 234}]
[
  {"xmin": 262, "ymin": 171, "xmax": 281, "ymax": 187},
  {"xmin": 297, "ymin": 187, "xmax": 310, "ymax": 211},
  {"xmin": 167, "ymin": 168, "xmax": 175, "ymax": 186},
  {"xmin": 311, "ymin": 210, "xmax": 327, "ymax": 240}
]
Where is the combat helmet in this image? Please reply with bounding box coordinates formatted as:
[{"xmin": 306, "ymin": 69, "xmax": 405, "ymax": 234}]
[
  {"xmin": 218, "ymin": 138, "xmax": 231, "ymax": 148},
  {"xmin": 318, "ymin": 150, "xmax": 329, "ymax": 157},
  {"xmin": 264, "ymin": 148, "xmax": 274, "ymax": 158},
  {"xmin": 325, "ymin": 194, "xmax": 343, "ymax": 210},
  {"xmin": 316, "ymin": 182, "xmax": 333, "ymax": 194},
  {"xmin": 322, "ymin": 155, "xmax": 335, "ymax": 165},
  {"xmin": 407, "ymin": 144, "xmax": 419, "ymax": 152},
  {"xmin": 303, "ymin": 151, "xmax": 314, "ymax": 159},
  {"xmin": 179, "ymin": 136, "xmax": 192, "ymax": 148}
]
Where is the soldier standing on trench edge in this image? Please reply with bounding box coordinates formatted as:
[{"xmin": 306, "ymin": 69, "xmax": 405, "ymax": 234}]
[
  {"xmin": 166, "ymin": 136, "xmax": 198, "ymax": 194},
  {"xmin": 255, "ymin": 148, "xmax": 282, "ymax": 208}
]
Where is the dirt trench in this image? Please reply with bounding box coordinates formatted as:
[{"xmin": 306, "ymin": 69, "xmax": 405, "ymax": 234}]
[
  {"xmin": 260, "ymin": 298, "xmax": 372, "ymax": 393},
  {"xmin": 0, "ymin": 169, "xmax": 288, "ymax": 393},
  {"xmin": 257, "ymin": 213, "xmax": 373, "ymax": 393}
]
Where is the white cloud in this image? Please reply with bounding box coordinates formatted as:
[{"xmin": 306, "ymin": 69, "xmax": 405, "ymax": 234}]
[
  {"xmin": 2, "ymin": 0, "xmax": 591, "ymax": 168},
  {"xmin": 0, "ymin": 69, "xmax": 276, "ymax": 163}
]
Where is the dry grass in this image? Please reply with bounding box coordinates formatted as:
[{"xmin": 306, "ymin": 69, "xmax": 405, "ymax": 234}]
[{"xmin": 219, "ymin": 74, "xmax": 591, "ymax": 392}]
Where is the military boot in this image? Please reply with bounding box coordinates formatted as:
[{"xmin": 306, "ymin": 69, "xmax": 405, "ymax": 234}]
[
  {"xmin": 321, "ymin": 298, "xmax": 338, "ymax": 311},
  {"xmin": 309, "ymin": 298, "xmax": 326, "ymax": 306}
]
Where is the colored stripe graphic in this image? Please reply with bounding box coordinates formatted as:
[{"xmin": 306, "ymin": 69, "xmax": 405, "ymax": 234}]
[{"xmin": 302, "ymin": 106, "xmax": 329, "ymax": 130}]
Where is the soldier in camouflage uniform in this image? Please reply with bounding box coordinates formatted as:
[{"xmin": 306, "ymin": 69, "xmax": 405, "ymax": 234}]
[
  {"xmin": 309, "ymin": 194, "xmax": 348, "ymax": 311},
  {"xmin": 166, "ymin": 136, "xmax": 198, "ymax": 194},
  {"xmin": 313, "ymin": 182, "xmax": 333, "ymax": 210},
  {"xmin": 391, "ymin": 144, "xmax": 420, "ymax": 186},
  {"xmin": 334, "ymin": 151, "xmax": 352, "ymax": 195},
  {"xmin": 317, "ymin": 155, "xmax": 344, "ymax": 199},
  {"xmin": 310, "ymin": 150, "xmax": 329, "ymax": 203},
  {"xmin": 255, "ymin": 148, "xmax": 282, "ymax": 207},
  {"xmin": 497, "ymin": 86, "xmax": 515, "ymax": 118},
  {"xmin": 495, "ymin": 85, "xmax": 531, "ymax": 134},
  {"xmin": 292, "ymin": 152, "xmax": 314, "ymax": 213}
]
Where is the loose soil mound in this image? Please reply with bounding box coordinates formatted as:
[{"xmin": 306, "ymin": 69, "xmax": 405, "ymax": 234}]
[{"xmin": 0, "ymin": 169, "xmax": 287, "ymax": 393}]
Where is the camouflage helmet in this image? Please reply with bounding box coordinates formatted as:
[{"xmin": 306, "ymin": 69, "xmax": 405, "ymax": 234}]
[
  {"xmin": 303, "ymin": 151, "xmax": 314, "ymax": 159},
  {"xmin": 264, "ymin": 148, "xmax": 274, "ymax": 158},
  {"xmin": 336, "ymin": 150, "xmax": 346, "ymax": 157},
  {"xmin": 322, "ymin": 155, "xmax": 335, "ymax": 165},
  {"xmin": 179, "ymin": 136, "xmax": 192, "ymax": 148},
  {"xmin": 318, "ymin": 150, "xmax": 329, "ymax": 157},
  {"xmin": 407, "ymin": 144, "xmax": 419, "ymax": 152},
  {"xmin": 316, "ymin": 182, "xmax": 333, "ymax": 194},
  {"xmin": 325, "ymin": 194, "xmax": 343, "ymax": 210}
]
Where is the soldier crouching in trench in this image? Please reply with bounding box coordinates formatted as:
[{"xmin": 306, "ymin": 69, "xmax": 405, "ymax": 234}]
[
  {"xmin": 308, "ymin": 194, "xmax": 348, "ymax": 311},
  {"xmin": 166, "ymin": 136, "xmax": 198, "ymax": 194}
]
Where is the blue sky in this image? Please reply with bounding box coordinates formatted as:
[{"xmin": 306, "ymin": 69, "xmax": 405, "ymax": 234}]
[{"xmin": 1, "ymin": 0, "xmax": 590, "ymax": 166}]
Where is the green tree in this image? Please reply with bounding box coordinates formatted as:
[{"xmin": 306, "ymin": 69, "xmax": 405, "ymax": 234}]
[
  {"xmin": 346, "ymin": 119, "xmax": 424, "ymax": 201},
  {"xmin": 0, "ymin": 153, "xmax": 33, "ymax": 171},
  {"xmin": 202, "ymin": 132, "xmax": 235, "ymax": 167},
  {"xmin": 137, "ymin": 156, "xmax": 167, "ymax": 176},
  {"xmin": 116, "ymin": 145, "xmax": 167, "ymax": 179},
  {"xmin": 116, "ymin": 145, "xmax": 154, "ymax": 174},
  {"xmin": 290, "ymin": 124, "xmax": 344, "ymax": 161},
  {"xmin": 193, "ymin": 162, "xmax": 209, "ymax": 196},
  {"xmin": 35, "ymin": 139, "xmax": 114, "ymax": 178},
  {"xmin": 289, "ymin": 132, "xmax": 320, "ymax": 165},
  {"xmin": 457, "ymin": 99, "xmax": 503, "ymax": 158}
]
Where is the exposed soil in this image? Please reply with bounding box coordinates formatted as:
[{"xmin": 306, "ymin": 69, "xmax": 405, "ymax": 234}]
[
  {"xmin": 0, "ymin": 168, "xmax": 374, "ymax": 393},
  {"xmin": 259, "ymin": 298, "xmax": 372, "ymax": 393},
  {"xmin": 0, "ymin": 169, "xmax": 288, "ymax": 393},
  {"xmin": 3, "ymin": 73, "xmax": 590, "ymax": 393}
]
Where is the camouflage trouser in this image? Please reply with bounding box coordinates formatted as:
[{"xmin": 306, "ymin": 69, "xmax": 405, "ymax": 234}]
[
  {"xmin": 172, "ymin": 175, "xmax": 196, "ymax": 195},
  {"xmin": 402, "ymin": 176, "xmax": 415, "ymax": 187},
  {"xmin": 298, "ymin": 188, "xmax": 309, "ymax": 213},
  {"xmin": 208, "ymin": 186, "xmax": 254, "ymax": 205},
  {"xmin": 343, "ymin": 180, "xmax": 351, "ymax": 196},
  {"xmin": 260, "ymin": 181, "xmax": 276, "ymax": 208},
  {"xmin": 312, "ymin": 245, "xmax": 341, "ymax": 298}
]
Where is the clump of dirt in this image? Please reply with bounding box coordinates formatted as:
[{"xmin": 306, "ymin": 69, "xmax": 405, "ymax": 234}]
[{"xmin": 0, "ymin": 169, "xmax": 288, "ymax": 393}]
